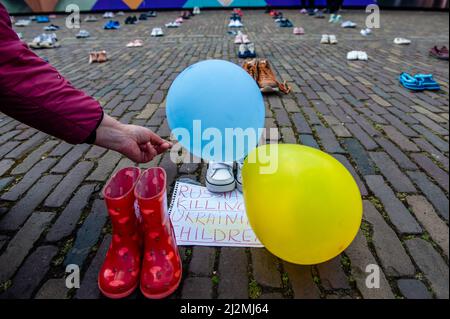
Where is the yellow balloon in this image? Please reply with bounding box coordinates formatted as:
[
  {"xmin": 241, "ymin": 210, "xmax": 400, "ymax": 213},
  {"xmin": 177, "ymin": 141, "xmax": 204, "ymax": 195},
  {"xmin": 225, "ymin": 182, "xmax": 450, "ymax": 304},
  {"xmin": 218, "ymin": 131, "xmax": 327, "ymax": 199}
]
[{"xmin": 242, "ymin": 144, "xmax": 362, "ymax": 265}]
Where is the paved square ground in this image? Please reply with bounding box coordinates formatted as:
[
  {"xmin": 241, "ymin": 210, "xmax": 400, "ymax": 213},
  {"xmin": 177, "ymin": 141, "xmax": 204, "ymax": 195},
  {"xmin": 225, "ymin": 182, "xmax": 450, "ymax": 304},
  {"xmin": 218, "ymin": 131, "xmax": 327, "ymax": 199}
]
[{"xmin": 0, "ymin": 9, "xmax": 448, "ymax": 299}]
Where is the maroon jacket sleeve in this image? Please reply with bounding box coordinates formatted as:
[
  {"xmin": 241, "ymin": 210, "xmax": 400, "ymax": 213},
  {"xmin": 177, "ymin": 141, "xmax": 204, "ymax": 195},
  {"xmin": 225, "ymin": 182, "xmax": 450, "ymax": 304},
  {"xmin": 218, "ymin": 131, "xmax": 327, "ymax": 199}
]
[{"xmin": 0, "ymin": 3, "xmax": 103, "ymax": 144}]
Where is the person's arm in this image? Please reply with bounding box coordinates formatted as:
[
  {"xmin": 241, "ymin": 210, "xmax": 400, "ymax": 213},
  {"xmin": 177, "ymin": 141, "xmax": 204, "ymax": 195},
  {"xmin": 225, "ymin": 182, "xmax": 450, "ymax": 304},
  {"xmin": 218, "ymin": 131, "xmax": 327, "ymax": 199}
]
[
  {"xmin": 95, "ymin": 114, "xmax": 172, "ymax": 163},
  {"xmin": 0, "ymin": 3, "xmax": 170, "ymax": 162}
]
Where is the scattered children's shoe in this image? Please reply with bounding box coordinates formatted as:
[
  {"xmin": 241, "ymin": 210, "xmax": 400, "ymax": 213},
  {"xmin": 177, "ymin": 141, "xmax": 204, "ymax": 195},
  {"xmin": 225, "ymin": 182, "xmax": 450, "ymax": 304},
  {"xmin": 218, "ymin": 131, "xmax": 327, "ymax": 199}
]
[
  {"xmin": 193, "ymin": 7, "xmax": 201, "ymax": 15},
  {"xmin": 394, "ymin": 37, "xmax": 411, "ymax": 45},
  {"xmin": 104, "ymin": 20, "xmax": 120, "ymax": 30},
  {"xmin": 358, "ymin": 51, "xmax": 368, "ymax": 60},
  {"xmin": 15, "ymin": 19, "xmax": 31, "ymax": 27},
  {"xmin": 399, "ymin": 72, "xmax": 440, "ymax": 91},
  {"xmin": 329, "ymin": 14, "xmax": 335, "ymax": 23},
  {"xmin": 321, "ymin": 34, "xmax": 330, "ymax": 44},
  {"xmin": 181, "ymin": 11, "xmax": 190, "ymax": 19},
  {"xmin": 139, "ymin": 13, "xmax": 148, "ymax": 21},
  {"xmin": 89, "ymin": 52, "xmax": 97, "ymax": 64},
  {"xmin": 300, "ymin": 8, "xmax": 308, "ymax": 14},
  {"xmin": 360, "ymin": 28, "xmax": 372, "ymax": 36},
  {"xmin": 235, "ymin": 159, "xmax": 244, "ymax": 193},
  {"xmin": 429, "ymin": 46, "xmax": 449, "ymax": 60},
  {"xmin": 229, "ymin": 19, "xmax": 243, "ymax": 27},
  {"xmin": 315, "ymin": 11, "xmax": 325, "ymax": 19},
  {"xmin": 277, "ymin": 18, "xmax": 293, "ymax": 28},
  {"xmin": 242, "ymin": 59, "xmax": 291, "ymax": 94},
  {"xmin": 89, "ymin": 50, "xmax": 108, "ymax": 64},
  {"xmin": 341, "ymin": 20, "xmax": 357, "ymax": 28},
  {"xmin": 233, "ymin": 8, "xmax": 243, "ymax": 17},
  {"xmin": 238, "ymin": 43, "xmax": 247, "ymax": 58},
  {"xmin": 165, "ymin": 22, "xmax": 180, "ymax": 28},
  {"xmin": 329, "ymin": 34, "xmax": 338, "ymax": 44},
  {"xmin": 206, "ymin": 162, "xmax": 236, "ymax": 193},
  {"xmin": 84, "ymin": 15, "xmax": 98, "ymax": 22},
  {"xmin": 28, "ymin": 33, "xmax": 60, "ymax": 49},
  {"xmin": 415, "ymin": 74, "xmax": 441, "ymax": 90},
  {"xmin": 151, "ymin": 27, "xmax": 164, "ymax": 37},
  {"xmin": 347, "ymin": 51, "xmax": 368, "ymax": 61},
  {"xmin": 44, "ymin": 24, "xmax": 60, "ymax": 31},
  {"xmin": 103, "ymin": 12, "xmax": 114, "ymax": 19},
  {"xmin": 293, "ymin": 27, "xmax": 305, "ymax": 35},
  {"xmin": 246, "ymin": 43, "xmax": 256, "ymax": 58},
  {"xmin": 238, "ymin": 43, "xmax": 256, "ymax": 58},
  {"xmin": 234, "ymin": 31, "xmax": 243, "ymax": 44},
  {"xmin": 76, "ymin": 30, "xmax": 90, "ymax": 38},
  {"xmin": 347, "ymin": 51, "xmax": 358, "ymax": 60},
  {"xmin": 126, "ymin": 39, "xmax": 143, "ymax": 47},
  {"xmin": 36, "ymin": 16, "xmax": 50, "ymax": 23},
  {"xmin": 258, "ymin": 59, "xmax": 290, "ymax": 93},
  {"xmin": 125, "ymin": 16, "xmax": 138, "ymax": 24}
]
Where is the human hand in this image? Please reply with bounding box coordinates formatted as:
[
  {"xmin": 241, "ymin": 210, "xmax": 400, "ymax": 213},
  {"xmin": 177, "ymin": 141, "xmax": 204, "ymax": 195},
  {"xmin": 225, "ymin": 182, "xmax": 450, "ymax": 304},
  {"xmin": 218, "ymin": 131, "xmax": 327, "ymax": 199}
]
[{"xmin": 95, "ymin": 114, "xmax": 172, "ymax": 163}]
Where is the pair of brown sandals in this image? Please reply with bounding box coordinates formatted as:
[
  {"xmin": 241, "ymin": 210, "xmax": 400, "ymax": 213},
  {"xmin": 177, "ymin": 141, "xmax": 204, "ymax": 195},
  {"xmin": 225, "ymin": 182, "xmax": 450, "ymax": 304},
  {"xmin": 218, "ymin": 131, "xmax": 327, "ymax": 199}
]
[{"xmin": 89, "ymin": 51, "xmax": 108, "ymax": 64}]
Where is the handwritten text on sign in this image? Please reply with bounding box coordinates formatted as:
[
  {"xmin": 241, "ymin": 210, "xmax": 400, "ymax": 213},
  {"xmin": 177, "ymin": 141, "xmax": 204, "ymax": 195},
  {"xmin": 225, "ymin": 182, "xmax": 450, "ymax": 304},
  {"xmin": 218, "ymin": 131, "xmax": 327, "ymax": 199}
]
[{"xmin": 169, "ymin": 182, "xmax": 263, "ymax": 247}]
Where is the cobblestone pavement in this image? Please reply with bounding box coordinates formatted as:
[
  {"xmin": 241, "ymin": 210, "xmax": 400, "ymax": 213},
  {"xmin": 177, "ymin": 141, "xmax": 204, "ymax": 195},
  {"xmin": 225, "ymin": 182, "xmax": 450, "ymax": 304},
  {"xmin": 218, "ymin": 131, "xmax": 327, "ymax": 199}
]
[{"xmin": 0, "ymin": 9, "xmax": 448, "ymax": 299}]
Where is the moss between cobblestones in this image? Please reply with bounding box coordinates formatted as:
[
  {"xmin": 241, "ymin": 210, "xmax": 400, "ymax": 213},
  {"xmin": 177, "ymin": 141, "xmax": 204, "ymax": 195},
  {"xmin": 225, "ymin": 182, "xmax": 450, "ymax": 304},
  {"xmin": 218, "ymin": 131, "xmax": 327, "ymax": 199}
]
[
  {"xmin": 367, "ymin": 196, "xmax": 389, "ymax": 219},
  {"xmin": 52, "ymin": 238, "xmax": 74, "ymax": 267},
  {"xmin": 340, "ymin": 254, "xmax": 357, "ymax": 288},
  {"xmin": 211, "ymin": 248, "xmax": 221, "ymax": 299},
  {"xmin": 316, "ymin": 111, "xmax": 329, "ymax": 128},
  {"xmin": 281, "ymin": 271, "xmax": 293, "ymax": 299},
  {"xmin": 360, "ymin": 221, "xmax": 373, "ymax": 244},
  {"xmin": 396, "ymin": 192, "xmax": 408, "ymax": 202},
  {"xmin": 211, "ymin": 274, "xmax": 219, "ymax": 286},
  {"xmin": 248, "ymin": 279, "xmax": 262, "ymax": 299}
]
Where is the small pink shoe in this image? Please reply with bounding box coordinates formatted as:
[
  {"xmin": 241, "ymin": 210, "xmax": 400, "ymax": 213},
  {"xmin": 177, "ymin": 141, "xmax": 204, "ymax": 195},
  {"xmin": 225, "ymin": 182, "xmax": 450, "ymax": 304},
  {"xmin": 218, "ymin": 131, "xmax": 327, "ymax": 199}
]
[
  {"xmin": 300, "ymin": 9, "xmax": 308, "ymax": 14},
  {"xmin": 242, "ymin": 34, "xmax": 250, "ymax": 44},
  {"xmin": 293, "ymin": 27, "xmax": 305, "ymax": 35},
  {"xmin": 175, "ymin": 17, "xmax": 183, "ymax": 24},
  {"xmin": 234, "ymin": 33, "xmax": 243, "ymax": 44}
]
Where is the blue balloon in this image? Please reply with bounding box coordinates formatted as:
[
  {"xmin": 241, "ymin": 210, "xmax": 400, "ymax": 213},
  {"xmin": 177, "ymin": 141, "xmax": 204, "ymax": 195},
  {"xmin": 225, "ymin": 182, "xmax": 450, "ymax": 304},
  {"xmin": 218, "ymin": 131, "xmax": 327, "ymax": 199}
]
[{"xmin": 166, "ymin": 60, "xmax": 265, "ymax": 162}]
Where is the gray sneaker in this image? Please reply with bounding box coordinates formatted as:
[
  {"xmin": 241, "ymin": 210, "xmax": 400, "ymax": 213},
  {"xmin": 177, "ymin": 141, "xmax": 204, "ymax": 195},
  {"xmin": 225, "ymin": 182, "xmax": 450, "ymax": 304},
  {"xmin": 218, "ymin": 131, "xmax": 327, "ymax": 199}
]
[
  {"xmin": 206, "ymin": 162, "xmax": 236, "ymax": 193},
  {"xmin": 76, "ymin": 30, "xmax": 90, "ymax": 38},
  {"xmin": 235, "ymin": 158, "xmax": 244, "ymax": 193}
]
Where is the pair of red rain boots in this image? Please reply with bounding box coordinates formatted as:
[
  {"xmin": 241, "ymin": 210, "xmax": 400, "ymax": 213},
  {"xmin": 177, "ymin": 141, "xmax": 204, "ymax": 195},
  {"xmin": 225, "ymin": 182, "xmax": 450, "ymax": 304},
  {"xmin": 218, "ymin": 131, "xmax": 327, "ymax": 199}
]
[{"xmin": 98, "ymin": 167, "xmax": 182, "ymax": 299}]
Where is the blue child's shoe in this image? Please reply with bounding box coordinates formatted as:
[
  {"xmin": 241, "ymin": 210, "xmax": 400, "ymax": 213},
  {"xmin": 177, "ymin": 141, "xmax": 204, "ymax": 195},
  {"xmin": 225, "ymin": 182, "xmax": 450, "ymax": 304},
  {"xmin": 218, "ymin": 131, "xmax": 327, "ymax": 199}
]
[
  {"xmin": 399, "ymin": 72, "xmax": 424, "ymax": 91},
  {"xmin": 104, "ymin": 20, "xmax": 120, "ymax": 30},
  {"xmin": 414, "ymin": 74, "xmax": 441, "ymax": 90},
  {"xmin": 399, "ymin": 72, "xmax": 440, "ymax": 91},
  {"xmin": 37, "ymin": 16, "xmax": 50, "ymax": 23}
]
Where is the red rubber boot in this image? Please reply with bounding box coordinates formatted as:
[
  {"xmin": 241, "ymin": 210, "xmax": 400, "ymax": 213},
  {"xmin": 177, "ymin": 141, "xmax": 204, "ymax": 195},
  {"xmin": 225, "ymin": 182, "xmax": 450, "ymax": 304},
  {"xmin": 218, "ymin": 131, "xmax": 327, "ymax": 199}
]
[
  {"xmin": 98, "ymin": 167, "xmax": 142, "ymax": 299},
  {"xmin": 134, "ymin": 167, "xmax": 182, "ymax": 299}
]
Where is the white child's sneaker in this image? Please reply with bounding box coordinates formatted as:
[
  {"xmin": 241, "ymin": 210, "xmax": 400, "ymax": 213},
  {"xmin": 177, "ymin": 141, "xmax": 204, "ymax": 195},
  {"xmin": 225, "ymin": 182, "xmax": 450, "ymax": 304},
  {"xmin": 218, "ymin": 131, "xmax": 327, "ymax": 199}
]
[
  {"xmin": 235, "ymin": 159, "xmax": 244, "ymax": 193},
  {"xmin": 206, "ymin": 162, "xmax": 236, "ymax": 193}
]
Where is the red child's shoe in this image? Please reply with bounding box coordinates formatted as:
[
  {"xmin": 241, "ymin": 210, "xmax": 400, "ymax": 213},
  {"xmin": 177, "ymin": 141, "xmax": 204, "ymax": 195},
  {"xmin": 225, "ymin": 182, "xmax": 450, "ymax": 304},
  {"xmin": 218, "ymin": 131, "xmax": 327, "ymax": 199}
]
[
  {"xmin": 135, "ymin": 167, "xmax": 182, "ymax": 299},
  {"xmin": 98, "ymin": 167, "xmax": 142, "ymax": 299}
]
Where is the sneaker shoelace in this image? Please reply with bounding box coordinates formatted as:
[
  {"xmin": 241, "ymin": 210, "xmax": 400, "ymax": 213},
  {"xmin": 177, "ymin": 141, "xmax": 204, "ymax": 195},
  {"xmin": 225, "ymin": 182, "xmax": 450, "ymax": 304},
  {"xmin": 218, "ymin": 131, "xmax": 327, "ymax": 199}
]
[{"xmin": 209, "ymin": 162, "xmax": 233, "ymax": 178}]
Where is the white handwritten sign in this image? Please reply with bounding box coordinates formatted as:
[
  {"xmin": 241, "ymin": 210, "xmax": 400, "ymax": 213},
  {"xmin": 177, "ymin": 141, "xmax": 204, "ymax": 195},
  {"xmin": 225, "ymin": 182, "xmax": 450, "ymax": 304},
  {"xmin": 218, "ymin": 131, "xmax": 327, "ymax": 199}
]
[{"xmin": 169, "ymin": 182, "xmax": 263, "ymax": 247}]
